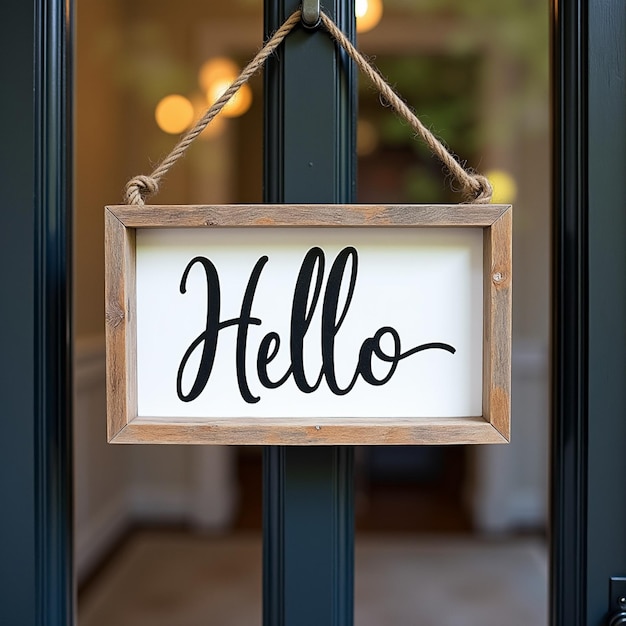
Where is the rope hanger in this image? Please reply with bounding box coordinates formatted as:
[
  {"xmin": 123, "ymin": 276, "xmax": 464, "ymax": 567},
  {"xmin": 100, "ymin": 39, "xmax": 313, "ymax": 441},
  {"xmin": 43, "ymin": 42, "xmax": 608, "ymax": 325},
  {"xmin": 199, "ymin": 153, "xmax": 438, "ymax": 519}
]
[{"xmin": 125, "ymin": 8, "xmax": 493, "ymax": 206}]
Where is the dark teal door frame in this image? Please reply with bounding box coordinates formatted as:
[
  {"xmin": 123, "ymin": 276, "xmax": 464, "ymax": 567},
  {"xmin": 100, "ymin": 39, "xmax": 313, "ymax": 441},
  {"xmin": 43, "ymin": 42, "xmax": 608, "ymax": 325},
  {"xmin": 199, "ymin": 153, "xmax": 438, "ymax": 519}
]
[
  {"xmin": 552, "ymin": 0, "xmax": 626, "ymax": 624},
  {"xmin": 2, "ymin": 0, "xmax": 626, "ymax": 624},
  {"xmin": 263, "ymin": 1, "xmax": 355, "ymax": 624},
  {"xmin": 0, "ymin": 0, "xmax": 73, "ymax": 624}
]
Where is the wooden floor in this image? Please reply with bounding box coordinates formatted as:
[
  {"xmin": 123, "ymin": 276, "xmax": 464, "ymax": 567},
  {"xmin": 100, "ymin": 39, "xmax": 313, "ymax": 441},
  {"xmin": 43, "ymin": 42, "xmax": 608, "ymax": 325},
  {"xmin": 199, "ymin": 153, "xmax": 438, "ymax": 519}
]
[
  {"xmin": 78, "ymin": 530, "xmax": 547, "ymax": 626},
  {"xmin": 78, "ymin": 450, "xmax": 547, "ymax": 624}
]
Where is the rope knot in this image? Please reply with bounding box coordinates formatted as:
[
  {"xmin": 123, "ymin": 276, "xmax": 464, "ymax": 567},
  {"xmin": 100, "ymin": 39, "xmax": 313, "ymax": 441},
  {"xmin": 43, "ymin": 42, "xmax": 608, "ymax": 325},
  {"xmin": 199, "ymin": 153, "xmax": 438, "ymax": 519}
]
[
  {"xmin": 125, "ymin": 175, "xmax": 159, "ymax": 205},
  {"xmin": 469, "ymin": 174, "xmax": 493, "ymax": 204}
]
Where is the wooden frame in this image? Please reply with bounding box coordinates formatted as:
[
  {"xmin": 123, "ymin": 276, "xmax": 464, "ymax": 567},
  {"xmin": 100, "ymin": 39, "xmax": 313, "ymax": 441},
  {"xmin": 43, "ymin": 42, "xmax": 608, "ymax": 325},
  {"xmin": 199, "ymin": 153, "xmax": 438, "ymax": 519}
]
[{"xmin": 105, "ymin": 204, "xmax": 511, "ymax": 445}]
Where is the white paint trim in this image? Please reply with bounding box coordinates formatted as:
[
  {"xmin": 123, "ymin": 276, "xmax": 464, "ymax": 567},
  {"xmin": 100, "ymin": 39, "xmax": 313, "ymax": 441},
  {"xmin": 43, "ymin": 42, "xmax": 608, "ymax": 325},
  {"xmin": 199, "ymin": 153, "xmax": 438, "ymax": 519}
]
[
  {"xmin": 75, "ymin": 334, "xmax": 127, "ymax": 583},
  {"xmin": 511, "ymin": 342, "xmax": 548, "ymax": 377},
  {"xmin": 74, "ymin": 334, "xmax": 106, "ymax": 388},
  {"xmin": 471, "ymin": 344, "xmax": 549, "ymax": 533},
  {"xmin": 128, "ymin": 486, "xmax": 194, "ymax": 524},
  {"xmin": 190, "ymin": 446, "xmax": 238, "ymax": 531},
  {"xmin": 506, "ymin": 488, "xmax": 547, "ymax": 527},
  {"xmin": 75, "ymin": 492, "xmax": 130, "ymax": 584},
  {"xmin": 472, "ymin": 486, "xmax": 546, "ymax": 534},
  {"xmin": 74, "ymin": 336, "xmax": 238, "ymax": 584}
]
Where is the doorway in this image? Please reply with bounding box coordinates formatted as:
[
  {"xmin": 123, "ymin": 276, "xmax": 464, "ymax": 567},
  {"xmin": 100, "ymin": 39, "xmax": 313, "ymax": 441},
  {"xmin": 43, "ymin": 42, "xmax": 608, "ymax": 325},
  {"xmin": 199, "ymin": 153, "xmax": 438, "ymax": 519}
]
[
  {"xmin": 74, "ymin": 1, "xmax": 550, "ymax": 624},
  {"xmin": 5, "ymin": 0, "xmax": 626, "ymax": 624}
]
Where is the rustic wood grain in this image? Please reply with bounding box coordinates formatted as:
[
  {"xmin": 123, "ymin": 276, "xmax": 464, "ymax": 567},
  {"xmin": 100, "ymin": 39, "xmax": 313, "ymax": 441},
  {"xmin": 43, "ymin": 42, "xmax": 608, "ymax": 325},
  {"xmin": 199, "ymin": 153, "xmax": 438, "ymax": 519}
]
[
  {"xmin": 106, "ymin": 204, "xmax": 510, "ymax": 228},
  {"xmin": 109, "ymin": 416, "xmax": 508, "ymax": 446},
  {"xmin": 105, "ymin": 203, "xmax": 512, "ymax": 445},
  {"xmin": 105, "ymin": 208, "xmax": 138, "ymax": 441},
  {"xmin": 482, "ymin": 206, "xmax": 512, "ymax": 440}
]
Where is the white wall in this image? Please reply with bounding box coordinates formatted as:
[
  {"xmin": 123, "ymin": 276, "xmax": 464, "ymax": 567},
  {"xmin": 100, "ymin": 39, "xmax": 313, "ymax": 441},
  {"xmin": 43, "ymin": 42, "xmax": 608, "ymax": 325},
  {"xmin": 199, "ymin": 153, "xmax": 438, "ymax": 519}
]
[
  {"xmin": 471, "ymin": 341, "xmax": 549, "ymax": 532},
  {"xmin": 74, "ymin": 336, "xmax": 237, "ymax": 583}
]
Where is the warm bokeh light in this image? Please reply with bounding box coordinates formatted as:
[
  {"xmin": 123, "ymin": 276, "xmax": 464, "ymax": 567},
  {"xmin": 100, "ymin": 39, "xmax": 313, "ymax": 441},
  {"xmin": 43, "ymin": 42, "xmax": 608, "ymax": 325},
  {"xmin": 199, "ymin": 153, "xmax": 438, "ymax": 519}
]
[
  {"xmin": 357, "ymin": 118, "xmax": 379, "ymax": 156},
  {"xmin": 207, "ymin": 80, "xmax": 253, "ymax": 118},
  {"xmin": 486, "ymin": 169, "xmax": 518, "ymax": 204},
  {"xmin": 198, "ymin": 57, "xmax": 239, "ymax": 93},
  {"xmin": 356, "ymin": 0, "xmax": 383, "ymax": 33},
  {"xmin": 154, "ymin": 94, "xmax": 194, "ymax": 134},
  {"xmin": 199, "ymin": 57, "xmax": 252, "ymax": 118}
]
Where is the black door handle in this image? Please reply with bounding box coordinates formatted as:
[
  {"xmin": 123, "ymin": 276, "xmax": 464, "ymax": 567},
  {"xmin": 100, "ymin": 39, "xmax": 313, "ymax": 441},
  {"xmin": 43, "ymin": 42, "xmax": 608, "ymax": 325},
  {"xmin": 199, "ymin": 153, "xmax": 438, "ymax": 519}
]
[{"xmin": 608, "ymin": 579, "xmax": 626, "ymax": 626}]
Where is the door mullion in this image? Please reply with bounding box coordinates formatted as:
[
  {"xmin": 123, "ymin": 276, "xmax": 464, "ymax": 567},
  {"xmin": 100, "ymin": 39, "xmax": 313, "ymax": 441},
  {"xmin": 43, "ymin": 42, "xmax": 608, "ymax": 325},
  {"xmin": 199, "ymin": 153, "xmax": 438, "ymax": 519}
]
[{"xmin": 263, "ymin": 0, "xmax": 356, "ymax": 624}]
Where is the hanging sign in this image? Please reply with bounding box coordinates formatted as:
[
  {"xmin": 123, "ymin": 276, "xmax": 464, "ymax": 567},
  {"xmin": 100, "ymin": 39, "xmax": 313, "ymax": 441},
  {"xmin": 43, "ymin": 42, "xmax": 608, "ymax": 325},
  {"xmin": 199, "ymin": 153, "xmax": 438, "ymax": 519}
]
[{"xmin": 105, "ymin": 203, "xmax": 511, "ymax": 445}]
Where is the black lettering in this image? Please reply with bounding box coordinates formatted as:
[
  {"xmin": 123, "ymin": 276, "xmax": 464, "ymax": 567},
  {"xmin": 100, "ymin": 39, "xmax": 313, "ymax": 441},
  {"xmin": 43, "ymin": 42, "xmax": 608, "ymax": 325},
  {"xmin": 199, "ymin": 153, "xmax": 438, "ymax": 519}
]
[
  {"xmin": 290, "ymin": 247, "xmax": 325, "ymax": 392},
  {"xmin": 177, "ymin": 247, "xmax": 456, "ymax": 404},
  {"xmin": 321, "ymin": 246, "xmax": 360, "ymax": 395},
  {"xmin": 176, "ymin": 256, "xmax": 263, "ymax": 403},
  {"xmin": 176, "ymin": 257, "xmax": 221, "ymax": 402}
]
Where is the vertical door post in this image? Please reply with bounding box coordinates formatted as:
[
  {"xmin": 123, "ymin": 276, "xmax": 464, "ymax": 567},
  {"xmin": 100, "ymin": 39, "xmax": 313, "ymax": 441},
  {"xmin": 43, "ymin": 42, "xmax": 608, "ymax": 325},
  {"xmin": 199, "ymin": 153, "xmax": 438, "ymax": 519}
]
[
  {"xmin": 552, "ymin": 0, "xmax": 626, "ymax": 623},
  {"xmin": 263, "ymin": 1, "xmax": 356, "ymax": 624},
  {"xmin": 0, "ymin": 0, "xmax": 73, "ymax": 624}
]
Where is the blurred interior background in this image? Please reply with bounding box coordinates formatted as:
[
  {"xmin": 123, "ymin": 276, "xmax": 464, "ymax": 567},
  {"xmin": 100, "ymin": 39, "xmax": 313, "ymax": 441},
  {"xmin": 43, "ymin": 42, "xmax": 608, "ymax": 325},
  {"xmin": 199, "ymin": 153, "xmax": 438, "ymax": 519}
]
[{"xmin": 75, "ymin": 0, "xmax": 550, "ymax": 623}]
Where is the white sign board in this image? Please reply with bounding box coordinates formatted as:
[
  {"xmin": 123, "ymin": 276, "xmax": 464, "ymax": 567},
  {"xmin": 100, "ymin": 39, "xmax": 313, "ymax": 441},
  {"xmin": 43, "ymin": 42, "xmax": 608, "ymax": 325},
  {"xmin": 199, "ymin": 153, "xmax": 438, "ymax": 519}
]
[
  {"xmin": 105, "ymin": 204, "xmax": 511, "ymax": 445},
  {"xmin": 136, "ymin": 227, "xmax": 483, "ymax": 419}
]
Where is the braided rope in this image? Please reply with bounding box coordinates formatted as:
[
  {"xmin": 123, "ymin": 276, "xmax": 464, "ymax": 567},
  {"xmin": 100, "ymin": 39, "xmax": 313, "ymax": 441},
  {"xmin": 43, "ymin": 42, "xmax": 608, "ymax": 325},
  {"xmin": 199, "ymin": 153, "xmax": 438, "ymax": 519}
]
[
  {"xmin": 125, "ymin": 8, "xmax": 492, "ymax": 205},
  {"xmin": 319, "ymin": 13, "xmax": 491, "ymax": 203},
  {"xmin": 125, "ymin": 10, "xmax": 303, "ymax": 205}
]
